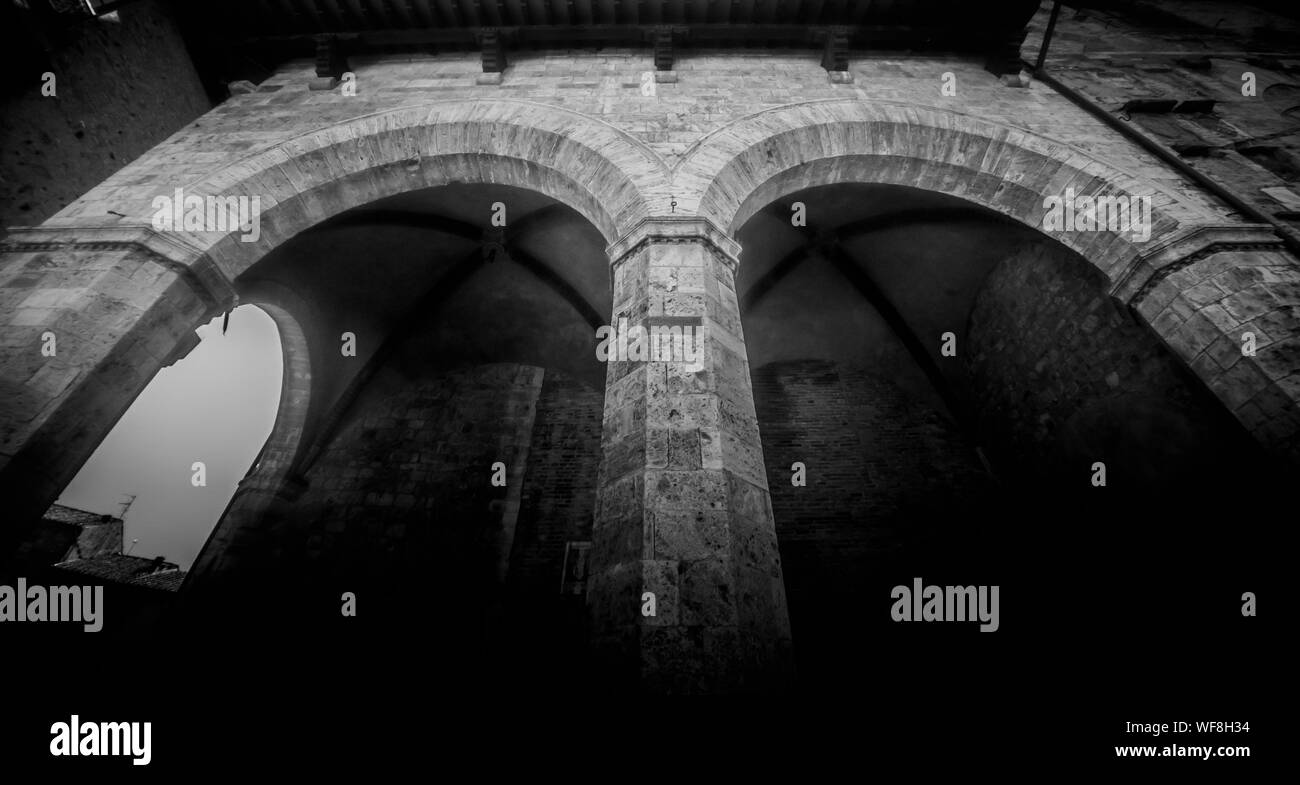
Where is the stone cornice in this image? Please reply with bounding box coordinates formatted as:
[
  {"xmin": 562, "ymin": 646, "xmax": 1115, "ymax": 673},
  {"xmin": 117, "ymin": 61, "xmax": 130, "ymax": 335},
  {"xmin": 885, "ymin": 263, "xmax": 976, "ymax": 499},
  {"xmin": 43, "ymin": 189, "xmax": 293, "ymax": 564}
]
[
  {"xmin": 606, "ymin": 216, "xmax": 741, "ymax": 272},
  {"xmin": 0, "ymin": 224, "xmax": 236, "ymax": 309},
  {"xmin": 1111, "ymin": 224, "xmax": 1288, "ymax": 304}
]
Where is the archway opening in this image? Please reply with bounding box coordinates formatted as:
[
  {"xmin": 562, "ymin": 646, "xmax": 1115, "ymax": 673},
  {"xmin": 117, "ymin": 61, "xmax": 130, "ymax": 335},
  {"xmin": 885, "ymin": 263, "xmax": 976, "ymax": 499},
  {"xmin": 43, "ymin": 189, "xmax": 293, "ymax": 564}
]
[
  {"xmin": 13, "ymin": 303, "xmax": 282, "ymax": 634},
  {"xmin": 737, "ymin": 182, "xmax": 1270, "ymax": 690},
  {"xmin": 193, "ymin": 182, "xmax": 612, "ymax": 687}
]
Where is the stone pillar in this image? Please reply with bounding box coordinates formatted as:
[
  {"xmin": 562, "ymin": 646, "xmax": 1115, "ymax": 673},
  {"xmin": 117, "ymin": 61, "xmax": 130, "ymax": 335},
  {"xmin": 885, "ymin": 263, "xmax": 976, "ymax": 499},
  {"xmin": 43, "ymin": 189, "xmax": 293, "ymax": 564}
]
[
  {"xmin": 0, "ymin": 226, "xmax": 231, "ymax": 560},
  {"xmin": 586, "ymin": 217, "xmax": 793, "ymax": 693}
]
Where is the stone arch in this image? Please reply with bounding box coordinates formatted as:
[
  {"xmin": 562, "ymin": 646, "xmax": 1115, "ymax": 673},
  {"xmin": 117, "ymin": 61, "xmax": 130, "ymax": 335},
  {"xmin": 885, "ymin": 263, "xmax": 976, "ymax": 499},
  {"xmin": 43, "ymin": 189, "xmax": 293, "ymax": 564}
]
[
  {"xmin": 182, "ymin": 289, "xmax": 313, "ymax": 587},
  {"xmin": 127, "ymin": 99, "xmax": 669, "ymax": 283},
  {"xmin": 1, "ymin": 100, "xmax": 663, "ymax": 542},
  {"xmin": 683, "ymin": 99, "xmax": 1300, "ymax": 464},
  {"xmin": 233, "ymin": 286, "xmax": 313, "ymax": 486},
  {"xmin": 680, "ymin": 99, "xmax": 1220, "ymax": 284},
  {"xmin": 152, "ymin": 295, "xmax": 305, "ymax": 590}
]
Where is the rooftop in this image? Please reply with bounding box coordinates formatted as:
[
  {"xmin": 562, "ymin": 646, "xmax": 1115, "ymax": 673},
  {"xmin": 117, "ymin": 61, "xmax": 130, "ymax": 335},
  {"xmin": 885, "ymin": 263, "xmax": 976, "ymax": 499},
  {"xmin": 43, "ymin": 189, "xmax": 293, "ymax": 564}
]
[
  {"xmin": 51, "ymin": 553, "xmax": 186, "ymax": 593},
  {"xmin": 42, "ymin": 503, "xmax": 121, "ymax": 528}
]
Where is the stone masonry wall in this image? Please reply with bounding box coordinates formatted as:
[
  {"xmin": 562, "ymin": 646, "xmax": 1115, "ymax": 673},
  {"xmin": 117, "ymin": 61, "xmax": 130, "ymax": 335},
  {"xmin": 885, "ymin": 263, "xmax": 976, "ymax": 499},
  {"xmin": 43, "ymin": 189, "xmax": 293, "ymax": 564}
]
[
  {"xmin": 1024, "ymin": 1, "xmax": 1300, "ymax": 248},
  {"xmin": 19, "ymin": 38, "xmax": 1300, "ymax": 538},
  {"xmin": 966, "ymin": 237, "xmax": 1267, "ymax": 488},
  {"xmin": 0, "ymin": 0, "xmax": 210, "ymax": 234},
  {"xmin": 3, "ymin": 4, "xmax": 1299, "ymax": 691},
  {"xmin": 42, "ymin": 48, "xmax": 1233, "ymax": 229},
  {"xmin": 245, "ymin": 362, "xmax": 603, "ymax": 639}
]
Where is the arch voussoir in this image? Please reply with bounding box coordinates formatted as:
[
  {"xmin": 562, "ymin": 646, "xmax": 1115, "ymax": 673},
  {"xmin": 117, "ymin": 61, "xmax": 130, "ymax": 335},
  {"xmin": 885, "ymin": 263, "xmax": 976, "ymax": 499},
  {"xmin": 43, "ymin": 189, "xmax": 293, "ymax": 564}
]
[
  {"xmin": 680, "ymin": 98, "xmax": 1300, "ymax": 467},
  {"xmin": 682, "ymin": 100, "xmax": 1226, "ymax": 281},
  {"xmin": 101, "ymin": 100, "xmax": 669, "ymax": 283}
]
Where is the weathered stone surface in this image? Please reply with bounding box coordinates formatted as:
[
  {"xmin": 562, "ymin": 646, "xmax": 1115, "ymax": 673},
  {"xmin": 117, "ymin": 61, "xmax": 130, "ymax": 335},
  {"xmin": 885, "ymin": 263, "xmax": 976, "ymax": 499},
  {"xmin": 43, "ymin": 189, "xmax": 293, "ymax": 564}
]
[
  {"xmin": 585, "ymin": 222, "xmax": 794, "ymax": 692},
  {"xmin": 3, "ymin": 24, "xmax": 1300, "ymax": 690},
  {"xmin": 1123, "ymin": 243, "xmax": 1300, "ymax": 460}
]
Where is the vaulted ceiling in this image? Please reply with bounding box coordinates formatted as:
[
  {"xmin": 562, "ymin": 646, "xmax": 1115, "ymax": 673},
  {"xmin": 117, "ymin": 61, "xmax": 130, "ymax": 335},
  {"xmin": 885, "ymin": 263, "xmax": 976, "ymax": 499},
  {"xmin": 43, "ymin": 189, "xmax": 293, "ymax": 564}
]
[
  {"xmin": 736, "ymin": 182, "xmax": 1042, "ymax": 428},
  {"xmin": 241, "ymin": 180, "xmax": 1052, "ymax": 466},
  {"xmin": 238, "ymin": 183, "xmax": 612, "ymax": 459}
]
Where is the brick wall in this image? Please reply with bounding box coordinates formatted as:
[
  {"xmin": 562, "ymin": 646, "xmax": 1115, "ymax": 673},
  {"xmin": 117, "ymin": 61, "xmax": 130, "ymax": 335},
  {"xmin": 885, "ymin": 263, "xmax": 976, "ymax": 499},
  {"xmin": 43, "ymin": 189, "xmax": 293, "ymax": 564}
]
[
  {"xmin": 510, "ymin": 371, "xmax": 602, "ymax": 596},
  {"xmin": 752, "ymin": 359, "xmax": 997, "ymax": 678},
  {"xmin": 505, "ymin": 370, "xmax": 604, "ymax": 679},
  {"xmin": 296, "ymin": 364, "xmax": 540, "ymax": 595},
  {"xmin": 231, "ymin": 361, "xmax": 602, "ymax": 663}
]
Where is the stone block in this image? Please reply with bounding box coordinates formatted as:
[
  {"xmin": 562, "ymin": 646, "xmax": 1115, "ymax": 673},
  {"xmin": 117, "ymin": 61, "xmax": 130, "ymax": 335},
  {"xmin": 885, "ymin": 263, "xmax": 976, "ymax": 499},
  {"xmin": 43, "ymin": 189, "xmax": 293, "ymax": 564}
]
[
  {"xmin": 651, "ymin": 508, "xmax": 731, "ymax": 562},
  {"xmin": 679, "ymin": 558, "xmax": 738, "ymax": 626}
]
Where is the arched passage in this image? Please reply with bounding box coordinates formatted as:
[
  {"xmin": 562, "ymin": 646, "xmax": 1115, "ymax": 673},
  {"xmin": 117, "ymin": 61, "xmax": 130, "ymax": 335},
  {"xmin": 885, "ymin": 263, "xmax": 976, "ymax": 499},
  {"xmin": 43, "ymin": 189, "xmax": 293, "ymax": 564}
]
[
  {"xmin": 174, "ymin": 99, "xmax": 667, "ymax": 280},
  {"xmin": 235, "ymin": 293, "xmax": 315, "ymax": 488},
  {"xmin": 682, "ymin": 99, "xmax": 1224, "ymax": 277},
  {"xmin": 180, "ymin": 180, "xmax": 613, "ymax": 688},
  {"xmin": 0, "ymin": 100, "xmax": 663, "ymax": 552},
  {"xmin": 735, "ymin": 178, "xmax": 1276, "ymax": 690},
  {"xmin": 24, "ymin": 303, "xmax": 285, "ymax": 581}
]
